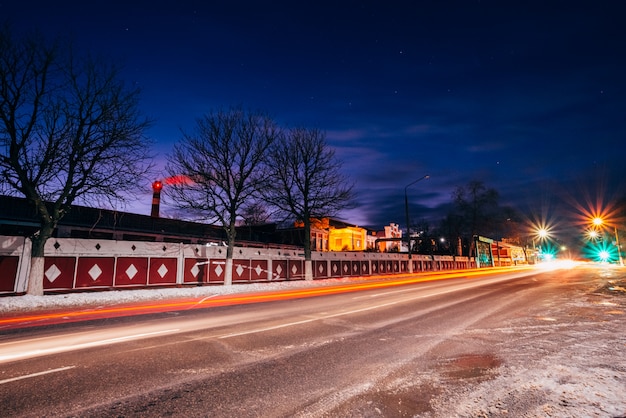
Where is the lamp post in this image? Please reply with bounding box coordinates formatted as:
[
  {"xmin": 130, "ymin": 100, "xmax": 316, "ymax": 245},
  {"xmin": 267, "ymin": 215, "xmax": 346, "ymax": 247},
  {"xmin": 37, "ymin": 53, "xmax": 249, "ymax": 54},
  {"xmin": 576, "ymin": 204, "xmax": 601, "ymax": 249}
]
[
  {"xmin": 537, "ymin": 228, "xmax": 548, "ymax": 254},
  {"xmin": 531, "ymin": 227, "xmax": 549, "ymax": 263},
  {"xmin": 615, "ymin": 227, "xmax": 624, "ymax": 266},
  {"xmin": 404, "ymin": 174, "xmax": 429, "ymax": 273}
]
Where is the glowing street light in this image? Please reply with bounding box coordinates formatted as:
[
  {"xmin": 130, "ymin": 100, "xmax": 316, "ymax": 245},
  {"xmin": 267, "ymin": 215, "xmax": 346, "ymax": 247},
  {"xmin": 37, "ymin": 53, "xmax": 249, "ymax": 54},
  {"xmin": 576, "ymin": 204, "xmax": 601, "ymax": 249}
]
[
  {"xmin": 529, "ymin": 224, "xmax": 554, "ymax": 263},
  {"xmin": 532, "ymin": 226, "xmax": 550, "ymax": 250}
]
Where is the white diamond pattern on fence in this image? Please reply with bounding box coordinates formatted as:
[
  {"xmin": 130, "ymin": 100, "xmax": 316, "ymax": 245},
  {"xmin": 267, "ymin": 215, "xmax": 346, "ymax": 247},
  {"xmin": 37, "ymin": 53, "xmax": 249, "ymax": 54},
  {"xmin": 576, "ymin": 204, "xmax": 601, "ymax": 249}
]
[
  {"xmin": 88, "ymin": 264, "xmax": 103, "ymax": 281},
  {"xmin": 214, "ymin": 264, "xmax": 223, "ymax": 277},
  {"xmin": 255, "ymin": 265, "xmax": 262, "ymax": 276},
  {"xmin": 291, "ymin": 264, "xmax": 298, "ymax": 275},
  {"xmin": 45, "ymin": 264, "xmax": 62, "ymax": 283},
  {"xmin": 190, "ymin": 264, "xmax": 200, "ymax": 278},
  {"xmin": 157, "ymin": 264, "xmax": 168, "ymax": 278},
  {"xmin": 125, "ymin": 264, "xmax": 138, "ymax": 280},
  {"xmin": 236, "ymin": 264, "xmax": 245, "ymax": 277},
  {"xmin": 275, "ymin": 265, "xmax": 282, "ymax": 275}
]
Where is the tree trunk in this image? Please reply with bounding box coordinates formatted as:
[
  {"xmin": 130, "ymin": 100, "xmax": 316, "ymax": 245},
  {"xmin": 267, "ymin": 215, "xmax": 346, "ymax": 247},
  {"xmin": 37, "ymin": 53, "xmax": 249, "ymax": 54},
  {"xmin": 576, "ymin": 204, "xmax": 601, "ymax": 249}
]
[
  {"xmin": 224, "ymin": 228, "xmax": 236, "ymax": 286},
  {"xmin": 304, "ymin": 259, "xmax": 313, "ymax": 281},
  {"xmin": 224, "ymin": 257, "xmax": 233, "ymax": 286},
  {"xmin": 27, "ymin": 256, "xmax": 45, "ymax": 296},
  {"xmin": 26, "ymin": 234, "xmax": 47, "ymax": 296}
]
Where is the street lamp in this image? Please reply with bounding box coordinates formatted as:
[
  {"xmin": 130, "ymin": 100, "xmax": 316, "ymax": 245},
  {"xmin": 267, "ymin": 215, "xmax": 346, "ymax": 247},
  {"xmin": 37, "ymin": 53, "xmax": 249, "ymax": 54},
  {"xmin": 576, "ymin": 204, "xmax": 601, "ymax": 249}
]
[
  {"xmin": 404, "ymin": 174, "xmax": 429, "ymax": 273},
  {"xmin": 590, "ymin": 217, "xmax": 624, "ymax": 266},
  {"xmin": 530, "ymin": 226, "xmax": 551, "ymax": 263},
  {"xmin": 532, "ymin": 227, "xmax": 549, "ymax": 251}
]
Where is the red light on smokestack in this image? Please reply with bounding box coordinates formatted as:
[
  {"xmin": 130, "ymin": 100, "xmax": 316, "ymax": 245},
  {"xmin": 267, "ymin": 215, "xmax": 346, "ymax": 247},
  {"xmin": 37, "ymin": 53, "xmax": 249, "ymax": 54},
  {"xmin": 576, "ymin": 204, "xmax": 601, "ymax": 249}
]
[{"xmin": 151, "ymin": 180, "xmax": 162, "ymax": 217}]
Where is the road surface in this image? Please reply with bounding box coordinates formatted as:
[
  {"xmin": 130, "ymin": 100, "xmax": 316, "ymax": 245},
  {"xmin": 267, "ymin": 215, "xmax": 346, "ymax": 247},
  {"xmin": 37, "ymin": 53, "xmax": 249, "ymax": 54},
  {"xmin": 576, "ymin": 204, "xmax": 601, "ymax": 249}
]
[{"xmin": 1, "ymin": 264, "xmax": 625, "ymax": 417}]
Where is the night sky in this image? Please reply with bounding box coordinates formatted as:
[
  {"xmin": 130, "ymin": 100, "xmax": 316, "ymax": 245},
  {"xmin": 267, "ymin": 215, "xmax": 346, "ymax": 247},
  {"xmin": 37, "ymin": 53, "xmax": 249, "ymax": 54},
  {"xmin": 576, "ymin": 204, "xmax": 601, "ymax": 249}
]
[{"xmin": 4, "ymin": 1, "xmax": 626, "ymax": 235}]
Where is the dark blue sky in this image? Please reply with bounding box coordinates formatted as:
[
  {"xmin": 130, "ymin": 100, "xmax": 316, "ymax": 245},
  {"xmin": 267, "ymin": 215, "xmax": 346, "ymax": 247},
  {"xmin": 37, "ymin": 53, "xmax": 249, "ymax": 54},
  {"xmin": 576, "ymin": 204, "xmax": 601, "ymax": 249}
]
[{"xmin": 4, "ymin": 1, "xmax": 626, "ymax": 232}]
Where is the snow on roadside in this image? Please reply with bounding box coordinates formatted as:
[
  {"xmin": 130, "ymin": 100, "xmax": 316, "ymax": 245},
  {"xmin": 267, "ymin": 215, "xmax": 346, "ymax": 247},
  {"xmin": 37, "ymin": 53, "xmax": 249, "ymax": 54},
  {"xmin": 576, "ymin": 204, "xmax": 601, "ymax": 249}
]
[
  {"xmin": 440, "ymin": 341, "xmax": 626, "ymax": 417},
  {"xmin": 431, "ymin": 271, "xmax": 626, "ymax": 417}
]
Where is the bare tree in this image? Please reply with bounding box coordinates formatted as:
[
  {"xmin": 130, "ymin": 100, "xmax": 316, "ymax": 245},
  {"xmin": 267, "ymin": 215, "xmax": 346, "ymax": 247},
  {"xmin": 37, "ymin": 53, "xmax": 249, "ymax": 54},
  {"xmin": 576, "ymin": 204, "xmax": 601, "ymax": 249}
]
[
  {"xmin": 264, "ymin": 127, "xmax": 353, "ymax": 280},
  {"xmin": 450, "ymin": 180, "xmax": 501, "ymax": 256},
  {"xmin": 0, "ymin": 26, "xmax": 153, "ymax": 295},
  {"xmin": 240, "ymin": 200, "xmax": 271, "ymax": 226},
  {"xmin": 166, "ymin": 107, "xmax": 279, "ymax": 285}
]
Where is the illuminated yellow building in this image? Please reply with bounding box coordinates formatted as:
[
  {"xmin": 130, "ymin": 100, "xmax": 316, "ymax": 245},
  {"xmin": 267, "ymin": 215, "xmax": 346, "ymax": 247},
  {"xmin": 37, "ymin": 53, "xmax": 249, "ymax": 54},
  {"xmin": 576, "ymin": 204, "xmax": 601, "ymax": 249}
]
[
  {"xmin": 328, "ymin": 225, "xmax": 367, "ymax": 251},
  {"xmin": 295, "ymin": 218, "xmax": 368, "ymax": 252}
]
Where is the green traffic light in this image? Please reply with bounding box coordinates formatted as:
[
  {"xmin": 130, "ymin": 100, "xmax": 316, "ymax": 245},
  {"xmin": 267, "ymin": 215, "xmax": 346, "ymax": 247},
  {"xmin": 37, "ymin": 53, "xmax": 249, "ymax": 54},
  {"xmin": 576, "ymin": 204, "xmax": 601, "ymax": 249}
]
[
  {"xmin": 582, "ymin": 241, "xmax": 617, "ymax": 263},
  {"xmin": 598, "ymin": 250, "xmax": 610, "ymax": 262}
]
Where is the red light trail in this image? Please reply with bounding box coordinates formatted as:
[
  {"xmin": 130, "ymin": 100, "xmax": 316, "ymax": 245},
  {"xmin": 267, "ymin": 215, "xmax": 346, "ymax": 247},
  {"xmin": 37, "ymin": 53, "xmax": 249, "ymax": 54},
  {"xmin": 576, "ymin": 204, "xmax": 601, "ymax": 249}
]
[{"xmin": 0, "ymin": 267, "xmax": 527, "ymax": 331}]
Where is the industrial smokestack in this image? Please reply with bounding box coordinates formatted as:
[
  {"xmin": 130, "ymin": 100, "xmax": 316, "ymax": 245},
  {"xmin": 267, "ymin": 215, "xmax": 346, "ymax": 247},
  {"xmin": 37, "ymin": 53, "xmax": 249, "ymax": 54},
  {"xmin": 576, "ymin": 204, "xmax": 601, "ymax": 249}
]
[{"xmin": 151, "ymin": 180, "xmax": 163, "ymax": 217}]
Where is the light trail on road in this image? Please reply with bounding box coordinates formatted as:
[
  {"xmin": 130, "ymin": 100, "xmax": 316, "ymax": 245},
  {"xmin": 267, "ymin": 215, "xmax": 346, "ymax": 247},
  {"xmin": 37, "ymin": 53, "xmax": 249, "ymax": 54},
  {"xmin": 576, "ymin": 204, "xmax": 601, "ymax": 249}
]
[
  {"xmin": 0, "ymin": 267, "xmax": 541, "ymax": 366},
  {"xmin": 0, "ymin": 329, "xmax": 181, "ymax": 363},
  {"xmin": 0, "ymin": 267, "xmax": 531, "ymax": 331}
]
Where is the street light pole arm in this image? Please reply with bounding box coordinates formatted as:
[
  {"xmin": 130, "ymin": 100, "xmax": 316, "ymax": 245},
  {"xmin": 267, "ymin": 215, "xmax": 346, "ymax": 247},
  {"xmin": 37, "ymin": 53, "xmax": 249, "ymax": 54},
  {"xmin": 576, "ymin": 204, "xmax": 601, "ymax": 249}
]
[{"xmin": 404, "ymin": 174, "xmax": 430, "ymax": 194}]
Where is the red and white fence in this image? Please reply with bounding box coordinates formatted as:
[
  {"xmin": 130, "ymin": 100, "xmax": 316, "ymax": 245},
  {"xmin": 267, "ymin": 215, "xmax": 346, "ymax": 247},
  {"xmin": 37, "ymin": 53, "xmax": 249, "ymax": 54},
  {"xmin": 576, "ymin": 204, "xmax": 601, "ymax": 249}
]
[{"xmin": 0, "ymin": 235, "xmax": 476, "ymax": 295}]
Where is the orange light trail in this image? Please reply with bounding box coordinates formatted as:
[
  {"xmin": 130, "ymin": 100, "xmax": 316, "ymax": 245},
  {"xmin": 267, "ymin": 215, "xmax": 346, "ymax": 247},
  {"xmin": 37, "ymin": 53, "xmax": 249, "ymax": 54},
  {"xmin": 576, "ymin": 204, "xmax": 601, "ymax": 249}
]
[{"xmin": 0, "ymin": 267, "xmax": 528, "ymax": 330}]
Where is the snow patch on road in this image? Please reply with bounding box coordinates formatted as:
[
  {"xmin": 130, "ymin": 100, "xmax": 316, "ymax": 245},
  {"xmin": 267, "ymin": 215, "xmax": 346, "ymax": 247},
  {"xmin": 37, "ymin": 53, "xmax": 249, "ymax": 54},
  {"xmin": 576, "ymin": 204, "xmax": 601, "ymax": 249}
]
[
  {"xmin": 432, "ymin": 279, "xmax": 626, "ymax": 417},
  {"xmin": 445, "ymin": 361, "xmax": 626, "ymax": 417}
]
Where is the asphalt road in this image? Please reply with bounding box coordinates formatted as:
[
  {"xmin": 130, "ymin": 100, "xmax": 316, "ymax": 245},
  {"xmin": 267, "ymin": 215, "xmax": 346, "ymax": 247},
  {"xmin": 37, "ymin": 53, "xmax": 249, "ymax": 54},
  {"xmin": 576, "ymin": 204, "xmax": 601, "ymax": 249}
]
[{"xmin": 1, "ymin": 265, "xmax": 624, "ymax": 417}]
